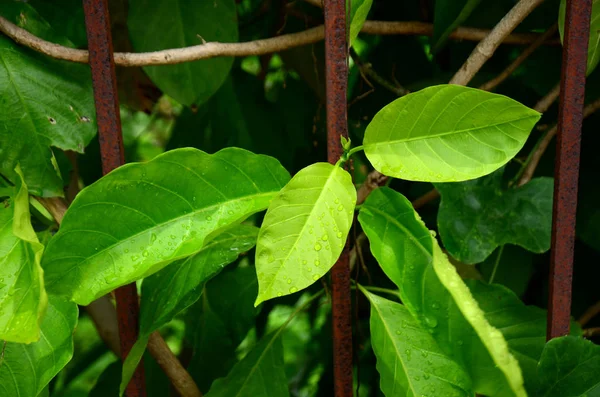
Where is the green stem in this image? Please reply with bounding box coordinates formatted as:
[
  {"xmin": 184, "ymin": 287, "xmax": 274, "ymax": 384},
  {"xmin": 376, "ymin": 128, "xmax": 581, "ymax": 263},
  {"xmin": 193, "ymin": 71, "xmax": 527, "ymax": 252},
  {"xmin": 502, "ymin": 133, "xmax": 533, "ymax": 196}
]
[
  {"xmin": 355, "ymin": 284, "xmax": 400, "ymax": 299},
  {"xmin": 488, "ymin": 245, "xmax": 504, "ymax": 284},
  {"xmin": 347, "ymin": 145, "xmax": 364, "ymax": 158},
  {"xmin": 278, "ymin": 290, "xmax": 325, "ymax": 334}
]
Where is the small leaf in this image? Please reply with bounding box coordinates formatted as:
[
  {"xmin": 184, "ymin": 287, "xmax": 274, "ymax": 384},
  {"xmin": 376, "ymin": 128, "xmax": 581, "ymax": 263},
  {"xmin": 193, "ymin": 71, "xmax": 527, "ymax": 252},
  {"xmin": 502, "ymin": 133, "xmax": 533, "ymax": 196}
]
[
  {"xmin": 363, "ymin": 85, "xmax": 541, "ymax": 182},
  {"xmin": 432, "ymin": 0, "xmax": 482, "ymax": 52},
  {"xmin": 559, "ymin": 0, "xmax": 600, "ymax": 75},
  {"xmin": 205, "ymin": 332, "xmax": 289, "ymax": 397},
  {"xmin": 255, "ymin": 163, "xmax": 356, "ymax": 305},
  {"xmin": 120, "ymin": 225, "xmax": 258, "ymax": 394},
  {"xmin": 362, "ymin": 288, "xmax": 472, "ymax": 397},
  {"xmin": 359, "ymin": 187, "xmax": 527, "ymax": 396},
  {"xmin": 536, "ymin": 336, "xmax": 600, "ymax": 396},
  {"xmin": 0, "ymin": 296, "xmax": 78, "ymax": 396},
  {"xmin": 348, "ymin": 0, "xmax": 373, "ymax": 45},
  {"xmin": 128, "ymin": 0, "xmax": 238, "ymax": 107},
  {"xmin": 436, "ymin": 171, "xmax": 553, "ymax": 264},
  {"xmin": 0, "ymin": 166, "xmax": 47, "ymax": 343},
  {"xmin": 42, "ymin": 147, "xmax": 289, "ymax": 305}
]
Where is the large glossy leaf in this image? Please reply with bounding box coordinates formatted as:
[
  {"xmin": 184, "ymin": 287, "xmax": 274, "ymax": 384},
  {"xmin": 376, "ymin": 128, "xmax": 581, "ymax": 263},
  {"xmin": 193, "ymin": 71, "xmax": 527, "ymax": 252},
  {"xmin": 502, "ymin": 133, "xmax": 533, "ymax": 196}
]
[
  {"xmin": 536, "ymin": 336, "xmax": 600, "ymax": 396},
  {"xmin": 0, "ymin": 32, "xmax": 95, "ymax": 196},
  {"xmin": 432, "ymin": 0, "xmax": 482, "ymax": 51},
  {"xmin": 348, "ymin": 0, "xmax": 373, "ymax": 45},
  {"xmin": 436, "ymin": 171, "xmax": 553, "ymax": 264},
  {"xmin": 42, "ymin": 147, "xmax": 290, "ymax": 305},
  {"xmin": 0, "ymin": 166, "xmax": 46, "ymax": 343},
  {"xmin": 0, "ymin": 296, "xmax": 78, "ymax": 396},
  {"xmin": 188, "ymin": 266, "xmax": 260, "ymax": 392},
  {"xmin": 205, "ymin": 332, "xmax": 289, "ymax": 397},
  {"xmin": 363, "ymin": 85, "xmax": 541, "ymax": 182},
  {"xmin": 362, "ymin": 288, "xmax": 472, "ymax": 397},
  {"xmin": 120, "ymin": 225, "xmax": 258, "ymax": 394},
  {"xmin": 255, "ymin": 163, "xmax": 356, "ymax": 305},
  {"xmin": 128, "ymin": 0, "xmax": 238, "ymax": 107},
  {"xmin": 358, "ymin": 187, "xmax": 526, "ymax": 397},
  {"xmin": 467, "ymin": 280, "xmax": 581, "ymax": 394},
  {"xmin": 559, "ymin": 0, "xmax": 600, "ymax": 75}
]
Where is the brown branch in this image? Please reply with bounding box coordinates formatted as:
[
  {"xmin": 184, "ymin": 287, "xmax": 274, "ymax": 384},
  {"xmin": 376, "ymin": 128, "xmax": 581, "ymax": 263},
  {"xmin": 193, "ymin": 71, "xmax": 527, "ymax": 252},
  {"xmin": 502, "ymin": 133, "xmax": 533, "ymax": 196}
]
[
  {"xmin": 34, "ymin": 196, "xmax": 201, "ymax": 396},
  {"xmin": 356, "ymin": 170, "xmax": 388, "ymax": 205},
  {"xmin": 517, "ymin": 96, "xmax": 600, "ymax": 186},
  {"xmin": 479, "ymin": 23, "xmax": 558, "ymax": 92},
  {"xmin": 148, "ymin": 332, "xmax": 203, "ymax": 397},
  {"xmin": 0, "ymin": 16, "xmax": 557, "ymax": 67},
  {"xmin": 450, "ymin": 0, "xmax": 546, "ymax": 86},
  {"xmin": 583, "ymin": 327, "xmax": 600, "ymax": 338},
  {"xmin": 578, "ymin": 300, "xmax": 600, "ymax": 327}
]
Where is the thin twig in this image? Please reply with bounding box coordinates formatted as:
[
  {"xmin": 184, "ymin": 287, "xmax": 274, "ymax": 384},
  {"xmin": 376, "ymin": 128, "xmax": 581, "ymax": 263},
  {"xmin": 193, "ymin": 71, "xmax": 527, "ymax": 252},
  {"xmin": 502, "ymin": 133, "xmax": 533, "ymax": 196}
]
[
  {"xmin": 583, "ymin": 327, "xmax": 600, "ymax": 338},
  {"xmin": 350, "ymin": 48, "xmax": 409, "ymax": 96},
  {"xmin": 411, "ymin": 188, "xmax": 440, "ymax": 210},
  {"xmin": 578, "ymin": 300, "xmax": 600, "ymax": 327},
  {"xmin": 479, "ymin": 23, "xmax": 558, "ymax": 92},
  {"xmin": 34, "ymin": 196, "xmax": 201, "ymax": 396},
  {"xmin": 517, "ymin": 96, "xmax": 600, "ymax": 186},
  {"xmin": 534, "ymin": 83, "xmax": 561, "ymax": 113},
  {"xmin": 0, "ymin": 16, "xmax": 557, "ymax": 67},
  {"xmin": 450, "ymin": 0, "xmax": 546, "ymax": 86}
]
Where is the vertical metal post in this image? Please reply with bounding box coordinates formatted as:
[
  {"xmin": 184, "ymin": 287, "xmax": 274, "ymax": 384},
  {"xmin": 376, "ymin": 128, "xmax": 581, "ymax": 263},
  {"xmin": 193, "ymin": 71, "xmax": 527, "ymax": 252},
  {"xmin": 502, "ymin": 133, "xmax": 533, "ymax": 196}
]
[
  {"xmin": 323, "ymin": 1, "xmax": 353, "ymax": 396},
  {"xmin": 547, "ymin": 0, "xmax": 592, "ymax": 340},
  {"xmin": 82, "ymin": 0, "xmax": 146, "ymax": 394}
]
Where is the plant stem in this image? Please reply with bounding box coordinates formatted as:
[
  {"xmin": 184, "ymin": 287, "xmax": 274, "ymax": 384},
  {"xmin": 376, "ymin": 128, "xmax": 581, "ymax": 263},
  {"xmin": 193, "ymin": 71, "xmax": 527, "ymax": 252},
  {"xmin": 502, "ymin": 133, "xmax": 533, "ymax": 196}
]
[
  {"xmin": 488, "ymin": 245, "xmax": 504, "ymax": 284},
  {"xmin": 347, "ymin": 145, "xmax": 364, "ymax": 158},
  {"xmin": 361, "ymin": 285, "xmax": 401, "ymax": 299}
]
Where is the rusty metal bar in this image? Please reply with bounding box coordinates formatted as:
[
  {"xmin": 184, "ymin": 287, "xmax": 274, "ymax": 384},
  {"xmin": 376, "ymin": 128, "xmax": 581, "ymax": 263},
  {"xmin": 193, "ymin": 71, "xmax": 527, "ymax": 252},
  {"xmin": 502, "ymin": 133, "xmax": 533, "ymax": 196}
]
[
  {"xmin": 323, "ymin": 1, "xmax": 353, "ymax": 396},
  {"xmin": 547, "ymin": 0, "xmax": 592, "ymax": 340},
  {"xmin": 82, "ymin": 0, "xmax": 146, "ymax": 394}
]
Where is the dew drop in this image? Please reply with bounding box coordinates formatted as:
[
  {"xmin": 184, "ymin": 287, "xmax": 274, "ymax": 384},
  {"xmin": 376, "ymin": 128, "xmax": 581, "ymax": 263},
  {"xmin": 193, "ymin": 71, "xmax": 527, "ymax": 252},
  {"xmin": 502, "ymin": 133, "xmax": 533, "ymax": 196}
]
[
  {"xmin": 124, "ymin": 249, "xmax": 129, "ymax": 253},
  {"xmin": 307, "ymin": 267, "xmax": 312, "ymax": 272},
  {"xmin": 171, "ymin": 235, "xmax": 176, "ymax": 239},
  {"xmin": 321, "ymin": 235, "xmax": 328, "ymax": 241},
  {"xmin": 413, "ymin": 375, "xmax": 420, "ymax": 381},
  {"xmin": 409, "ymin": 264, "xmax": 416, "ymax": 270},
  {"xmin": 268, "ymin": 255, "xmax": 275, "ymax": 263},
  {"xmin": 206, "ymin": 216, "xmax": 213, "ymax": 221},
  {"xmin": 314, "ymin": 259, "xmax": 320, "ymax": 266},
  {"xmin": 314, "ymin": 243, "xmax": 322, "ymax": 251},
  {"xmin": 151, "ymin": 233, "xmax": 157, "ymax": 242},
  {"xmin": 131, "ymin": 255, "xmax": 139, "ymax": 261},
  {"xmin": 431, "ymin": 302, "xmax": 440, "ymax": 310},
  {"xmin": 289, "ymin": 286, "xmax": 298, "ymax": 293},
  {"xmin": 429, "ymin": 230, "xmax": 437, "ymax": 238},
  {"xmin": 277, "ymin": 292, "xmax": 283, "ymax": 297},
  {"xmin": 302, "ymin": 260, "xmax": 307, "ymax": 265},
  {"xmin": 227, "ymin": 210, "xmax": 234, "ymax": 215},
  {"xmin": 313, "ymin": 274, "xmax": 320, "ymax": 281},
  {"xmin": 424, "ymin": 316, "xmax": 438, "ymax": 328},
  {"xmin": 423, "ymin": 374, "xmax": 430, "ymax": 380},
  {"xmin": 336, "ymin": 231, "xmax": 343, "ymax": 238},
  {"xmin": 337, "ymin": 205, "xmax": 344, "ymax": 211},
  {"xmin": 405, "ymin": 349, "xmax": 412, "ymax": 361},
  {"xmin": 287, "ymin": 279, "xmax": 292, "ymax": 284},
  {"xmin": 457, "ymin": 340, "xmax": 464, "ymax": 346},
  {"xmin": 334, "ymin": 199, "xmax": 339, "ymax": 204},
  {"xmin": 395, "ymin": 330, "xmax": 401, "ymax": 335},
  {"xmin": 142, "ymin": 251, "xmax": 149, "ymax": 257}
]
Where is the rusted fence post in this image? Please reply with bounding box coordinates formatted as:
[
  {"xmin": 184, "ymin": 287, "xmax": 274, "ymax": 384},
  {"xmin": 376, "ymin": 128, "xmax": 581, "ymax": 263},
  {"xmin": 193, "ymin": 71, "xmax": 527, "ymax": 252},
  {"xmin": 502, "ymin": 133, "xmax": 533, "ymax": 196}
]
[
  {"xmin": 82, "ymin": 0, "xmax": 147, "ymax": 394},
  {"xmin": 547, "ymin": 0, "xmax": 592, "ymax": 340},
  {"xmin": 323, "ymin": 1, "xmax": 353, "ymax": 396}
]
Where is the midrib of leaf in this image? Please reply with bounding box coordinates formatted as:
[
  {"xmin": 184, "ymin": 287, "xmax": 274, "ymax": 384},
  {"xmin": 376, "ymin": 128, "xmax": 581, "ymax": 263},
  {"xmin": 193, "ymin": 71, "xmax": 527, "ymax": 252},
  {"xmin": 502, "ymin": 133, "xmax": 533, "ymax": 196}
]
[
  {"xmin": 46, "ymin": 192, "xmax": 275, "ymax": 276},
  {"xmin": 232, "ymin": 331, "xmax": 282, "ymax": 396},
  {"xmin": 259, "ymin": 166, "xmax": 338, "ymax": 294},
  {"xmin": 370, "ymin": 298, "xmax": 419, "ymax": 396},
  {"xmin": 542, "ymin": 355, "xmax": 600, "ymax": 397},
  {"xmin": 432, "ymin": 245, "xmax": 526, "ymax": 396},
  {"xmin": 366, "ymin": 116, "xmax": 532, "ymax": 147}
]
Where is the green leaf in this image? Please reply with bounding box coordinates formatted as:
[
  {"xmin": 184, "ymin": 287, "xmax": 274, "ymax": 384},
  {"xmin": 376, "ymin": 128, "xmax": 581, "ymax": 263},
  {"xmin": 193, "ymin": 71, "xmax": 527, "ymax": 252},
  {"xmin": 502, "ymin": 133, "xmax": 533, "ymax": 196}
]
[
  {"xmin": 436, "ymin": 171, "xmax": 553, "ymax": 264},
  {"xmin": 0, "ymin": 35, "xmax": 95, "ymax": 196},
  {"xmin": 119, "ymin": 225, "xmax": 258, "ymax": 395},
  {"xmin": 467, "ymin": 280, "xmax": 583, "ymax": 394},
  {"xmin": 432, "ymin": 0, "xmax": 482, "ymax": 52},
  {"xmin": 128, "ymin": 0, "xmax": 238, "ymax": 107},
  {"xmin": 0, "ymin": 296, "xmax": 78, "ymax": 396},
  {"xmin": 0, "ymin": 166, "xmax": 46, "ymax": 343},
  {"xmin": 205, "ymin": 332, "xmax": 289, "ymax": 397},
  {"xmin": 363, "ymin": 85, "xmax": 541, "ymax": 182},
  {"xmin": 361, "ymin": 288, "xmax": 472, "ymax": 397},
  {"xmin": 255, "ymin": 163, "xmax": 356, "ymax": 305},
  {"xmin": 348, "ymin": 0, "xmax": 373, "ymax": 46},
  {"xmin": 188, "ymin": 266, "xmax": 260, "ymax": 392},
  {"xmin": 358, "ymin": 187, "xmax": 527, "ymax": 397},
  {"xmin": 559, "ymin": 0, "xmax": 600, "ymax": 75},
  {"xmin": 42, "ymin": 147, "xmax": 290, "ymax": 305},
  {"xmin": 536, "ymin": 336, "xmax": 600, "ymax": 396}
]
